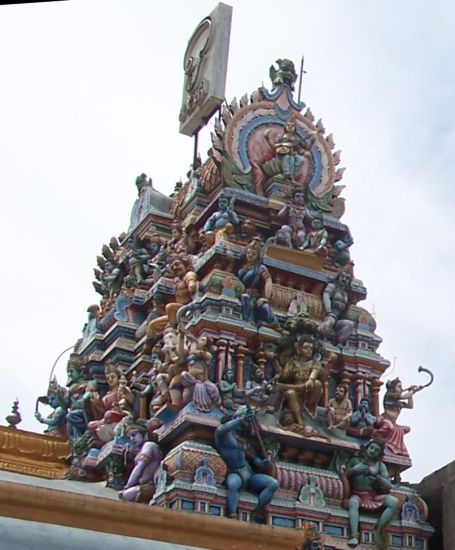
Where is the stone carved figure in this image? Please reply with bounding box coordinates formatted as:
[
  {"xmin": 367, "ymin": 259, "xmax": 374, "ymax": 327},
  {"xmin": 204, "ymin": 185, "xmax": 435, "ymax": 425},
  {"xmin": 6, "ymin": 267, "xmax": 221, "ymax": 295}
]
[
  {"xmin": 274, "ymin": 335, "xmax": 326, "ymax": 423},
  {"xmin": 238, "ymin": 239, "xmax": 279, "ymax": 328},
  {"xmin": 118, "ymin": 424, "xmax": 162, "ymax": 503},
  {"xmin": 214, "ymin": 408, "xmax": 279, "ymax": 523},
  {"xmin": 349, "ymin": 397, "xmax": 376, "ymax": 438},
  {"xmin": 35, "ymin": 378, "xmax": 68, "ymax": 438},
  {"xmin": 269, "ymin": 59, "xmax": 298, "ymax": 90},
  {"xmin": 143, "ymin": 254, "xmax": 198, "ymax": 354},
  {"xmin": 203, "ymin": 195, "xmax": 239, "ymax": 237},
  {"xmin": 327, "ymin": 383, "xmax": 353, "ymax": 430},
  {"xmin": 341, "ymin": 437, "xmax": 399, "ymax": 548},
  {"xmin": 318, "ymin": 269, "xmax": 354, "ymax": 345},
  {"xmin": 277, "ymin": 189, "xmax": 307, "ymax": 249},
  {"xmin": 374, "ymin": 378, "xmax": 421, "ymax": 457},
  {"xmin": 102, "ymin": 259, "xmax": 123, "ymax": 301},
  {"xmin": 296, "ymin": 520, "xmax": 324, "ymax": 550},
  {"xmin": 264, "ymin": 117, "xmax": 314, "ymax": 183},
  {"xmin": 181, "ymin": 334, "xmax": 221, "ymax": 411},
  {"xmin": 302, "ymin": 213, "xmax": 328, "ymax": 255},
  {"xmin": 218, "ymin": 370, "xmax": 244, "ymax": 414}
]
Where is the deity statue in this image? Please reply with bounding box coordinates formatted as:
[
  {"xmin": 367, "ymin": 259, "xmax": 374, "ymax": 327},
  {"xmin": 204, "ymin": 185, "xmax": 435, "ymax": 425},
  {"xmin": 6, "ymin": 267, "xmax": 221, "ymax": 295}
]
[
  {"xmin": 65, "ymin": 355, "xmax": 102, "ymax": 443},
  {"xmin": 302, "ymin": 213, "xmax": 328, "ymax": 255},
  {"xmin": 125, "ymin": 235, "xmax": 150, "ymax": 287},
  {"xmin": 296, "ymin": 520, "xmax": 324, "ymax": 550},
  {"xmin": 349, "ymin": 397, "xmax": 376, "ymax": 439},
  {"xmin": 81, "ymin": 304, "xmax": 102, "ymax": 346},
  {"xmin": 269, "ymin": 58, "xmax": 298, "ymax": 90},
  {"xmin": 277, "ymin": 188, "xmax": 307, "ymax": 249},
  {"xmin": 238, "ymin": 218, "xmax": 259, "ymax": 244},
  {"xmin": 264, "ymin": 117, "xmax": 314, "ymax": 183},
  {"xmin": 35, "ymin": 378, "xmax": 68, "ymax": 438},
  {"xmin": 181, "ymin": 334, "xmax": 221, "ymax": 412},
  {"xmin": 87, "ymin": 362, "xmax": 134, "ymax": 443},
  {"xmin": 374, "ymin": 378, "xmax": 421, "ymax": 457},
  {"xmin": 318, "ymin": 268, "xmax": 354, "ymax": 345},
  {"xmin": 203, "ymin": 194, "xmax": 239, "ymax": 238},
  {"xmin": 331, "ymin": 228, "xmax": 353, "ymax": 267},
  {"xmin": 327, "ymin": 383, "xmax": 353, "ymax": 430},
  {"xmin": 218, "ymin": 370, "xmax": 244, "ymax": 414},
  {"xmin": 143, "ymin": 254, "xmax": 198, "ymax": 354},
  {"xmin": 341, "ymin": 437, "xmax": 399, "ymax": 548},
  {"xmin": 244, "ymin": 367, "xmax": 274, "ymax": 412},
  {"xmin": 238, "ymin": 239, "xmax": 279, "ymax": 328},
  {"xmin": 273, "ymin": 335, "xmax": 326, "ymax": 422},
  {"xmin": 118, "ymin": 424, "xmax": 162, "ymax": 503},
  {"xmin": 214, "ymin": 408, "xmax": 279, "ymax": 522},
  {"xmin": 102, "ymin": 259, "xmax": 123, "ymax": 300}
]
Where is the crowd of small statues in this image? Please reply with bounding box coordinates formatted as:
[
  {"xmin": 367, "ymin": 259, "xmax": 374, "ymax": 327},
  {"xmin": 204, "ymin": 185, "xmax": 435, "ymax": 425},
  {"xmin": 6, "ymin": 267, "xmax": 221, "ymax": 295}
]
[
  {"xmin": 33, "ymin": 59, "xmax": 430, "ymax": 547},
  {"xmin": 35, "ymin": 171, "xmax": 428, "ymax": 547}
]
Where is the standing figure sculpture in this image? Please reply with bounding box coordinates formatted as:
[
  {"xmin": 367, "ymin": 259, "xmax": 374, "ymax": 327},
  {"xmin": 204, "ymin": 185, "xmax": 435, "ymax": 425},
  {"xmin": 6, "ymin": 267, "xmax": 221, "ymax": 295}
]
[
  {"xmin": 318, "ymin": 268, "xmax": 354, "ymax": 345},
  {"xmin": 277, "ymin": 189, "xmax": 307, "ymax": 249},
  {"xmin": 215, "ymin": 408, "xmax": 279, "ymax": 523},
  {"xmin": 342, "ymin": 437, "xmax": 399, "ymax": 548},
  {"xmin": 374, "ymin": 378, "xmax": 421, "ymax": 457},
  {"xmin": 238, "ymin": 239, "xmax": 279, "ymax": 328}
]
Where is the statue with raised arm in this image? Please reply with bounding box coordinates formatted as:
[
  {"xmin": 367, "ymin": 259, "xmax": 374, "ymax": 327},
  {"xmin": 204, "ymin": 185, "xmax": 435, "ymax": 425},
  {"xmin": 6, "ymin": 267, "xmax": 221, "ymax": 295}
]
[
  {"xmin": 203, "ymin": 194, "xmax": 239, "ymax": 237},
  {"xmin": 341, "ymin": 437, "xmax": 399, "ymax": 548},
  {"xmin": 215, "ymin": 408, "xmax": 279, "ymax": 523},
  {"xmin": 374, "ymin": 377, "xmax": 422, "ymax": 457},
  {"xmin": 277, "ymin": 188, "xmax": 307, "ymax": 249}
]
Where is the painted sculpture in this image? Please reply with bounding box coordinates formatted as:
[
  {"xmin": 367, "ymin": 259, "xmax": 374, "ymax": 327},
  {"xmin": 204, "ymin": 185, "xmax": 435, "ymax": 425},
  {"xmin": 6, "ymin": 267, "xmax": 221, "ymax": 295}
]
[{"xmin": 31, "ymin": 56, "xmax": 434, "ymax": 548}]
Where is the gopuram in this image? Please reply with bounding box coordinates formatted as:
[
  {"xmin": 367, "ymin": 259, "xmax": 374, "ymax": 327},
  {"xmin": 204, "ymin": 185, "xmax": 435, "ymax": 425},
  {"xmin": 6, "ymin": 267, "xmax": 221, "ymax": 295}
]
[{"xmin": 1, "ymin": 5, "xmax": 435, "ymax": 550}]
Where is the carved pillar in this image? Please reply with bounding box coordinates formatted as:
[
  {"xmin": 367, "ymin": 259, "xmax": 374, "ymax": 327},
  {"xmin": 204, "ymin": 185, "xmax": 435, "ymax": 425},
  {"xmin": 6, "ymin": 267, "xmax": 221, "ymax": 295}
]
[
  {"xmin": 235, "ymin": 346, "xmax": 248, "ymax": 389},
  {"xmin": 354, "ymin": 373, "xmax": 365, "ymax": 408},
  {"xmin": 322, "ymin": 379, "xmax": 329, "ymax": 407},
  {"xmin": 371, "ymin": 377, "xmax": 382, "ymax": 417},
  {"xmin": 139, "ymin": 395, "xmax": 148, "ymax": 419},
  {"xmin": 255, "ymin": 351, "xmax": 266, "ymax": 375},
  {"xmin": 216, "ymin": 339, "xmax": 228, "ymax": 383}
]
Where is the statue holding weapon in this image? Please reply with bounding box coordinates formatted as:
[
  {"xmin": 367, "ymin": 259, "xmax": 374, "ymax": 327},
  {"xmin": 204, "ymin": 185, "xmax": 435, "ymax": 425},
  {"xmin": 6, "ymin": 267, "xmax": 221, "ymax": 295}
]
[
  {"xmin": 214, "ymin": 406, "xmax": 279, "ymax": 523},
  {"xmin": 375, "ymin": 366, "xmax": 434, "ymax": 457}
]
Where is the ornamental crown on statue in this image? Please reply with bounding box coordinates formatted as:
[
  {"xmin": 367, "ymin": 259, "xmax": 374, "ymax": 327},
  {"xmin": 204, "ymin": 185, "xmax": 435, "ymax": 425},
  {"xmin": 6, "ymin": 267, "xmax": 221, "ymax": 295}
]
[{"xmin": 35, "ymin": 58, "xmax": 433, "ymax": 549}]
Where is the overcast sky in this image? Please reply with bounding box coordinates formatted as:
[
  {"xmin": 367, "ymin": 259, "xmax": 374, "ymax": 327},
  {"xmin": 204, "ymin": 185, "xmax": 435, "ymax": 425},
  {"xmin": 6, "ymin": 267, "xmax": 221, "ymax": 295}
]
[{"xmin": 0, "ymin": 0, "xmax": 454, "ymax": 483}]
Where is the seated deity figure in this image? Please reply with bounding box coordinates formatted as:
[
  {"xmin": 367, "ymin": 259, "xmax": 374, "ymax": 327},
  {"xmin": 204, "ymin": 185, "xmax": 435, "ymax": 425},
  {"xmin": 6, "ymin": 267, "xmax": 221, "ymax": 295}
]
[
  {"xmin": 215, "ymin": 408, "xmax": 279, "ymax": 523},
  {"xmin": 143, "ymin": 254, "xmax": 198, "ymax": 355},
  {"xmin": 88, "ymin": 362, "xmax": 134, "ymax": 442},
  {"xmin": 318, "ymin": 268, "xmax": 354, "ymax": 345},
  {"xmin": 374, "ymin": 378, "xmax": 421, "ymax": 457},
  {"xmin": 238, "ymin": 239, "xmax": 279, "ymax": 328},
  {"xmin": 181, "ymin": 334, "xmax": 221, "ymax": 411},
  {"xmin": 203, "ymin": 194, "xmax": 239, "ymax": 239},
  {"xmin": 118, "ymin": 424, "xmax": 162, "ymax": 503},
  {"xmin": 273, "ymin": 335, "xmax": 325, "ymax": 423},
  {"xmin": 327, "ymin": 383, "xmax": 353, "ymax": 430},
  {"xmin": 277, "ymin": 188, "xmax": 307, "ymax": 249},
  {"xmin": 218, "ymin": 370, "xmax": 245, "ymax": 414},
  {"xmin": 244, "ymin": 367, "xmax": 274, "ymax": 412},
  {"xmin": 348, "ymin": 397, "xmax": 377, "ymax": 438},
  {"xmin": 302, "ymin": 213, "xmax": 328, "ymax": 255},
  {"xmin": 341, "ymin": 438, "xmax": 399, "ymax": 548},
  {"xmin": 264, "ymin": 117, "xmax": 314, "ymax": 182}
]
